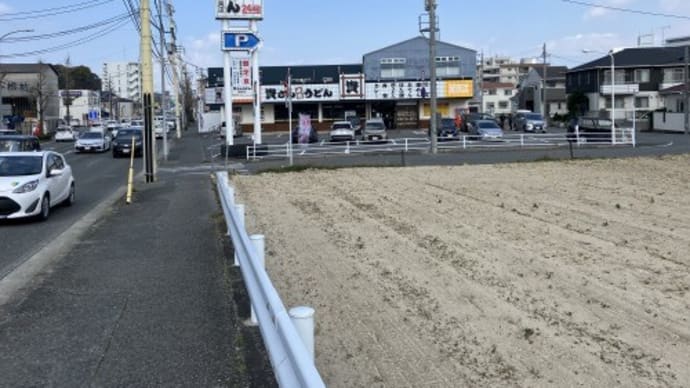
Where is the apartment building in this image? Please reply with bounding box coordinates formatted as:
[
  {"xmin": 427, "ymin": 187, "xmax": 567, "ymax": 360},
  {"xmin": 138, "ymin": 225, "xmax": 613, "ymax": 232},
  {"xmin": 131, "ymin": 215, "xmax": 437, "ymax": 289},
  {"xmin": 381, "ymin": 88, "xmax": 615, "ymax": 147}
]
[{"xmin": 102, "ymin": 62, "xmax": 141, "ymax": 102}]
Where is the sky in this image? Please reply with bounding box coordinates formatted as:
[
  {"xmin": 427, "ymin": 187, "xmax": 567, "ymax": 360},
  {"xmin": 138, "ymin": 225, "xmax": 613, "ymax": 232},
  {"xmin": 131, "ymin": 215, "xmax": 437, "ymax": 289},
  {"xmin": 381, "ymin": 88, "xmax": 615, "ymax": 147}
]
[{"xmin": 2, "ymin": 0, "xmax": 690, "ymax": 88}]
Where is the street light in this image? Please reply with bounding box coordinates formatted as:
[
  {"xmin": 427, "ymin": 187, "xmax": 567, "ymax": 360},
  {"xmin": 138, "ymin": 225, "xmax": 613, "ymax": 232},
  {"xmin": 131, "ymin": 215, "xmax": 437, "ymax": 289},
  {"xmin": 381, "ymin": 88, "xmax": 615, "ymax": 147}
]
[
  {"xmin": 583, "ymin": 48, "xmax": 615, "ymax": 144},
  {"xmin": 0, "ymin": 29, "xmax": 34, "ymax": 129}
]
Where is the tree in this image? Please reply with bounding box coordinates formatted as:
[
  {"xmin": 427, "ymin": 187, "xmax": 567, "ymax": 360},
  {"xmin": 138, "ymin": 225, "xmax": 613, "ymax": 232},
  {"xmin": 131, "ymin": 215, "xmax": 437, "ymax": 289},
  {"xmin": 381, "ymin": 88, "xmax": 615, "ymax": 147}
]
[
  {"xmin": 53, "ymin": 64, "xmax": 102, "ymax": 90},
  {"xmin": 567, "ymin": 90, "xmax": 589, "ymax": 118},
  {"xmin": 182, "ymin": 65, "xmax": 195, "ymax": 125},
  {"xmin": 29, "ymin": 61, "xmax": 51, "ymax": 136}
]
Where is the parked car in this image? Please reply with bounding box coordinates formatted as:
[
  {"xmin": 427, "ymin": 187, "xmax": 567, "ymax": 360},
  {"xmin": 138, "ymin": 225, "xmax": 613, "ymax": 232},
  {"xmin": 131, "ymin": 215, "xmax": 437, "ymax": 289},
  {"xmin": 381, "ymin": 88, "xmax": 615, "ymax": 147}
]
[
  {"xmin": 0, "ymin": 129, "xmax": 18, "ymax": 136},
  {"xmin": 74, "ymin": 131, "xmax": 111, "ymax": 153},
  {"xmin": 513, "ymin": 112, "xmax": 547, "ymax": 133},
  {"xmin": 362, "ymin": 118, "xmax": 388, "ymax": 142},
  {"xmin": 329, "ymin": 121, "xmax": 355, "ymax": 142},
  {"xmin": 461, "ymin": 112, "xmax": 498, "ymax": 132},
  {"xmin": 0, "ymin": 151, "xmax": 75, "ymax": 220},
  {"xmin": 430, "ymin": 118, "xmax": 459, "ymax": 140},
  {"xmin": 470, "ymin": 119, "xmax": 504, "ymax": 140},
  {"xmin": 54, "ymin": 126, "xmax": 77, "ymax": 142},
  {"xmin": 0, "ymin": 135, "xmax": 41, "ymax": 152},
  {"xmin": 112, "ymin": 128, "xmax": 143, "ymax": 158},
  {"xmin": 567, "ymin": 117, "xmax": 615, "ymax": 142}
]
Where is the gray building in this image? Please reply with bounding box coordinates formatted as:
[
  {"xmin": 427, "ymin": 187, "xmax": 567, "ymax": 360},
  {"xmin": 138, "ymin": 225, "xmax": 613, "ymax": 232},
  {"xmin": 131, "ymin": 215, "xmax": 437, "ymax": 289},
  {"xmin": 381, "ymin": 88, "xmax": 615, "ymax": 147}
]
[
  {"xmin": 514, "ymin": 66, "xmax": 568, "ymax": 118},
  {"xmin": 0, "ymin": 63, "xmax": 60, "ymax": 133},
  {"xmin": 363, "ymin": 36, "xmax": 477, "ymax": 128}
]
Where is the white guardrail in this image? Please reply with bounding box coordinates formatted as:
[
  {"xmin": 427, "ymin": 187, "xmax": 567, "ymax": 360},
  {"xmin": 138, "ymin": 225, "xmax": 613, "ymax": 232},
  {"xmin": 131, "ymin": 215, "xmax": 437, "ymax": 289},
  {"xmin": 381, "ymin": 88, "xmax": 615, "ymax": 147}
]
[
  {"xmin": 245, "ymin": 129, "xmax": 636, "ymax": 161},
  {"xmin": 215, "ymin": 172, "xmax": 326, "ymax": 388}
]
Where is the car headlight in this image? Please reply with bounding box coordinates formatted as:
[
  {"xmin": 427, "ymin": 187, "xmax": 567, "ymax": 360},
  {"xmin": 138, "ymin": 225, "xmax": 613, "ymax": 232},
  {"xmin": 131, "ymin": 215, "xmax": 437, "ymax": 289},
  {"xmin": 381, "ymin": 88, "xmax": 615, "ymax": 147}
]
[
  {"xmin": 526, "ymin": 123, "xmax": 534, "ymax": 129},
  {"xmin": 13, "ymin": 179, "xmax": 39, "ymax": 194}
]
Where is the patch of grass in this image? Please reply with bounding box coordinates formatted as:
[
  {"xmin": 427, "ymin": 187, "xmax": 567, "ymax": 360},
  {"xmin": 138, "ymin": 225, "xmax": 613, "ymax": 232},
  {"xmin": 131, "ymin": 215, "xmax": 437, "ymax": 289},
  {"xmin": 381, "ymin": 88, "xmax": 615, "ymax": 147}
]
[{"xmin": 256, "ymin": 164, "xmax": 384, "ymax": 174}]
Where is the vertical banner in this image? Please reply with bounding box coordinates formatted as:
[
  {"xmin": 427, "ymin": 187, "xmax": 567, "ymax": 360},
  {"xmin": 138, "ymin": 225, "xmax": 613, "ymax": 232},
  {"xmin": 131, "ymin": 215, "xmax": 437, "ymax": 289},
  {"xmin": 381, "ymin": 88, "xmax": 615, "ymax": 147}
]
[{"xmin": 298, "ymin": 113, "xmax": 312, "ymax": 144}]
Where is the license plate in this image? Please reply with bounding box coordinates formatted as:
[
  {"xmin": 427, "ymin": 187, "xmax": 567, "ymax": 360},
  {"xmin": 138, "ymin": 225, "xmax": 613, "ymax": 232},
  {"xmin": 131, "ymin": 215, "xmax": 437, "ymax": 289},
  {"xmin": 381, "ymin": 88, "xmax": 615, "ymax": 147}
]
[
  {"xmin": 84, "ymin": 146, "xmax": 91, "ymax": 150},
  {"xmin": 373, "ymin": 136, "xmax": 379, "ymax": 140},
  {"xmin": 123, "ymin": 149, "xmax": 130, "ymax": 153}
]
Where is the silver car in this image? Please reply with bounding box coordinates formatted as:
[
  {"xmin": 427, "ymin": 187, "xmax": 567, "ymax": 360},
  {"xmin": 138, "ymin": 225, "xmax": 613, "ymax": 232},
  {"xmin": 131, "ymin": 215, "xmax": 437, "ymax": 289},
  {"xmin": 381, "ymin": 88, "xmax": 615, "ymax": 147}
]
[
  {"xmin": 329, "ymin": 121, "xmax": 355, "ymax": 142},
  {"xmin": 515, "ymin": 112, "xmax": 547, "ymax": 133},
  {"xmin": 362, "ymin": 118, "xmax": 388, "ymax": 142}
]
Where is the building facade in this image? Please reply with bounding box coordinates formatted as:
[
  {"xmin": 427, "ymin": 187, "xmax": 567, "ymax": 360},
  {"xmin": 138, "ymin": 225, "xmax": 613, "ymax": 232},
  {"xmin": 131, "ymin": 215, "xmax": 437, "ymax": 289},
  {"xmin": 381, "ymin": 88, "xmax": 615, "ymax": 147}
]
[
  {"xmin": 102, "ymin": 62, "xmax": 141, "ymax": 102},
  {"xmin": 565, "ymin": 47, "xmax": 686, "ymax": 121},
  {"xmin": 515, "ymin": 66, "xmax": 568, "ymax": 118},
  {"xmin": 59, "ymin": 89, "xmax": 101, "ymax": 125},
  {"xmin": 204, "ymin": 37, "xmax": 477, "ymax": 132},
  {"xmin": 482, "ymin": 82, "xmax": 516, "ymax": 115},
  {"xmin": 0, "ymin": 63, "xmax": 60, "ymax": 132}
]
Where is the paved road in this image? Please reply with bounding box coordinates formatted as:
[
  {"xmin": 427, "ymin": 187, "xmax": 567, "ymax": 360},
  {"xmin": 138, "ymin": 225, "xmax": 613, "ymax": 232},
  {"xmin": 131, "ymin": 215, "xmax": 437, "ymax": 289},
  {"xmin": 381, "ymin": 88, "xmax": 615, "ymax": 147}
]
[{"xmin": 0, "ymin": 140, "xmax": 143, "ymax": 279}]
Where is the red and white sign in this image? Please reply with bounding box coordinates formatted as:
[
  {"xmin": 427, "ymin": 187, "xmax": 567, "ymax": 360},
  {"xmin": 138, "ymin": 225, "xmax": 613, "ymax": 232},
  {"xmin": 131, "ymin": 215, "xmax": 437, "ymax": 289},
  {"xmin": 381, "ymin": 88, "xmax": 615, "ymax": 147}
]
[
  {"xmin": 204, "ymin": 58, "xmax": 253, "ymax": 103},
  {"xmin": 215, "ymin": 0, "xmax": 263, "ymax": 20}
]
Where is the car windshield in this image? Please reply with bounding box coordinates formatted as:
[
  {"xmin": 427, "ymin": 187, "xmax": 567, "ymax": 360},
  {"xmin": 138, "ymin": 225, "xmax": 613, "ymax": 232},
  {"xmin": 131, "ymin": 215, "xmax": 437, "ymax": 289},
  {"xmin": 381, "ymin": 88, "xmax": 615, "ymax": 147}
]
[
  {"xmin": 525, "ymin": 114, "xmax": 543, "ymax": 120},
  {"xmin": 81, "ymin": 132, "xmax": 101, "ymax": 139},
  {"xmin": 0, "ymin": 139, "xmax": 34, "ymax": 152},
  {"xmin": 332, "ymin": 123, "xmax": 351, "ymax": 129},
  {"xmin": 116, "ymin": 129, "xmax": 142, "ymax": 139},
  {"xmin": 366, "ymin": 122, "xmax": 384, "ymax": 130},
  {"xmin": 478, "ymin": 121, "xmax": 500, "ymax": 129},
  {"xmin": 0, "ymin": 155, "xmax": 43, "ymax": 176}
]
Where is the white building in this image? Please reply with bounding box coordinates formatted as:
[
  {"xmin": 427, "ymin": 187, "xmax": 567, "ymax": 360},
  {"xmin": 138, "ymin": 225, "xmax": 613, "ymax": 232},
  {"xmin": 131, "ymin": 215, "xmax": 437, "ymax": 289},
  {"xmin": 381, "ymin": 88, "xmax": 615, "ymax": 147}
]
[
  {"xmin": 482, "ymin": 82, "xmax": 516, "ymax": 115},
  {"xmin": 102, "ymin": 62, "xmax": 141, "ymax": 102},
  {"xmin": 59, "ymin": 89, "xmax": 101, "ymax": 125},
  {"xmin": 481, "ymin": 56, "xmax": 541, "ymax": 86}
]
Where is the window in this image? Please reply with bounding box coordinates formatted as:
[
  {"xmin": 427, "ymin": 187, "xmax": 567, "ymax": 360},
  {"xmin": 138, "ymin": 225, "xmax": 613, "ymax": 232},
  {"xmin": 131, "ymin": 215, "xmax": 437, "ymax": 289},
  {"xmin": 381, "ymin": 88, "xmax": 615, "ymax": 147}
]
[
  {"xmin": 635, "ymin": 96, "xmax": 649, "ymax": 108},
  {"xmin": 498, "ymin": 101, "xmax": 509, "ymax": 109},
  {"xmin": 435, "ymin": 56, "xmax": 460, "ymax": 77},
  {"xmin": 380, "ymin": 58, "xmax": 406, "ymax": 79},
  {"xmin": 487, "ymin": 89, "xmax": 497, "ymax": 95},
  {"xmin": 486, "ymin": 102, "xmax": 495, "ymax": 111},
  {"xmin": 603, "ymin": 70, "xmax": 626, "ymax": 84},
  {"xmin": 634, "ymin": 69, "xmax": 650, "ymax": 83},
  {"xmin": 504, "ymin": 89, "xmax": 512, "ymax": 96},
  {"xmin": 663, "ymin": 68, "xmax": 684, "ymax": 83},
  {"xmin": 604, "ymin": 96, "xmax": 625, "ymax": 108}
]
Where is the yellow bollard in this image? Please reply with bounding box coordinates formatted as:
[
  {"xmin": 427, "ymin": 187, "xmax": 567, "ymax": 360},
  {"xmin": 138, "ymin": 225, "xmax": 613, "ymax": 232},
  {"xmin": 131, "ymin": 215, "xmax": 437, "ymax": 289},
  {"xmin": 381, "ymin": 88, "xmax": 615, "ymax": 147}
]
[{"xmin": 126, "ymin": 135, "xmax": 135, "ymax": 204}]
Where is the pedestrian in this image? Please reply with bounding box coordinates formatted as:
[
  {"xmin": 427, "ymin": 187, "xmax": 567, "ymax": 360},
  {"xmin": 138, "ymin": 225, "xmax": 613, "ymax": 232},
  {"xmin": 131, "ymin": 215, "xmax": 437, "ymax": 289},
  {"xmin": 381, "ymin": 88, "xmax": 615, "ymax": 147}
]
[
  {"xmin": 508, "ymin": 114, "xmax": 513, "ymax": 131},
  {"xmin": 499, "ymin": 114, "xmax": 506, "ymax": 129}
]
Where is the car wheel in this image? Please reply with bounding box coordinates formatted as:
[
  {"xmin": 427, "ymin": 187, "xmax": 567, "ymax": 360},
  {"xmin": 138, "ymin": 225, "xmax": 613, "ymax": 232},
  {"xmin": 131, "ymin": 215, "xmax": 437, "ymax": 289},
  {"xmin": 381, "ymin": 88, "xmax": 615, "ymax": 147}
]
[
  {"xmin": 38, "ymin": 193, "xmax": 50, "ymax": 221},
  {"xmin": 64, "ymin": 183, "xmax": 75, "ymax": 206}
]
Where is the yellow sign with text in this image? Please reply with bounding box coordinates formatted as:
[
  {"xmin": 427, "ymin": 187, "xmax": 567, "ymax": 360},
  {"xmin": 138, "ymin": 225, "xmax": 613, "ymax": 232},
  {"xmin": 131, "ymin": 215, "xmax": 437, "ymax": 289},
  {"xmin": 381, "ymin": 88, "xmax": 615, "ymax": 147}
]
[{"xmin": 444, "ymin": 80, "xmax": 473, "ymax": 98}]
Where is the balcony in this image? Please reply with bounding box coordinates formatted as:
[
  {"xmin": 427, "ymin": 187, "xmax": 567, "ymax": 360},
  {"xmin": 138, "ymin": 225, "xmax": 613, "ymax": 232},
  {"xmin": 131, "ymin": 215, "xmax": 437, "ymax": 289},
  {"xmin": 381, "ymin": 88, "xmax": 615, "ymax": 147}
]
[{"xmin": 600, "ymin": 83, "xmax": 639, "ymax": 94}]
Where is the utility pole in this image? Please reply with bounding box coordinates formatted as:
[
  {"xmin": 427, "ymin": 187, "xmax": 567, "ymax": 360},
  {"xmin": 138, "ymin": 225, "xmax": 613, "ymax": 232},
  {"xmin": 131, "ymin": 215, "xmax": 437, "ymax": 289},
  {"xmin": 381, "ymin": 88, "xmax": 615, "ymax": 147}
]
[
  {"xmin": 140, "ymin": 0, "xmax": 156, "ymax": 182},
  {"xmin": 542, "ymin": 43, "xmax": 548, "ymax": 121},
  {"xmin": 65, "ymin": 56, "xmax": 71, "ymax": 125},
  {"xmin": 157, "ymin": 0, "xmax": 168, "ymax": 160},
  {"xmin": 479, "ymin": 51, "xmax": 484, "ymax": 113},
  {"xmin": 683, "ymin": 46, "xmax": 690, "ymax": 135},
  {"xmin": 167, "ymin": 1, "xmax": 182, "ymax": 138},
  {"xmin": 426, "ymin": 0, "xmax": 438, "ymax": 154}
]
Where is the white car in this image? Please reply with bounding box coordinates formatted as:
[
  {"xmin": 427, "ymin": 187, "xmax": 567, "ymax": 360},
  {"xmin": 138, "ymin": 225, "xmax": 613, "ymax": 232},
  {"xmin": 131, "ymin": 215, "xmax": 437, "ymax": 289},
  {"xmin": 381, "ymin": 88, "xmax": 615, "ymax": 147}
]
[
  {"xmin": 54, "ymin": 126, "xmax": 77, "ymax": 142},
  {"xmin": 0, "ymin": 151, "xmax": 75, "ymax": 220},
  {"xmin": 74, "ymin": 131, "xmax": 111, "ymax": 153},
  {"xmin": 329, "ymin": 121, "xmax": 355, "ymax": 142}
]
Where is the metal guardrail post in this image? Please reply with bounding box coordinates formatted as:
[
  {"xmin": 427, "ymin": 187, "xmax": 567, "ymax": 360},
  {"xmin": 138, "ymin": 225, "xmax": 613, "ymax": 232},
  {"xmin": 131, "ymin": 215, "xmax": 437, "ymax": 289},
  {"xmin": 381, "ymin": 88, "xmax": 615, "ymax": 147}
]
[
  {"xmin": 462, "ymin": 136, "xmax": 466, "ymax": 149},
  {"xmin": 405, "ymin": 138, "xmax": 408, "ymax": 152},
  {"xmin": 520, "ymin": 134, "xmax": 524, "ymax": 147},
  {"xmin": 234, "ymin": 204, "xmax": 245, "ymax": 267},
  {"xmin": 289, "ymin": 306, "xmax": 316, "ymax": 362},
  {"xmin": 249, "ymin": 234, "xmax": 265, "ymax": 325}
]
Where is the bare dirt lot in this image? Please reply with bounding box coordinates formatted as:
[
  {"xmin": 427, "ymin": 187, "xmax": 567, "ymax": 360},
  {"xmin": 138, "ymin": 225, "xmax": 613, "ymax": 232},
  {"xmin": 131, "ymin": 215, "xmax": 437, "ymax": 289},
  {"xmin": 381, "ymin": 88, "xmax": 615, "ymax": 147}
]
[{"xmin": 233, "ymin": 155, "xmax": 690, "ymax": 388}]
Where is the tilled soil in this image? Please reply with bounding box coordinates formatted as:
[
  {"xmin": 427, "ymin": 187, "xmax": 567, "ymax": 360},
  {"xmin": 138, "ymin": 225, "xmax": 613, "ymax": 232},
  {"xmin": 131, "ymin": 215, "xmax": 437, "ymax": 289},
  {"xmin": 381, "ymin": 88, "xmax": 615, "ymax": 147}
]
[{"xmin": 233, "ymin": 155, "xmax": 690, "ymax": 388}]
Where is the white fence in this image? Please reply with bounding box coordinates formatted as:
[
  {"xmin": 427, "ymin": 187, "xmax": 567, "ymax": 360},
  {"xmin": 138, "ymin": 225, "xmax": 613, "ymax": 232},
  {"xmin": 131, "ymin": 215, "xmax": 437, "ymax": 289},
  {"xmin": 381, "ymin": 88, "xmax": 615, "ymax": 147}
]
[
  {"xmin": 245, "ymin": 130, "xmax": 636, "ymax": 161},
  {"xmin": 216, "ymin": 172, "xmax": 325, "ymax": 388}
]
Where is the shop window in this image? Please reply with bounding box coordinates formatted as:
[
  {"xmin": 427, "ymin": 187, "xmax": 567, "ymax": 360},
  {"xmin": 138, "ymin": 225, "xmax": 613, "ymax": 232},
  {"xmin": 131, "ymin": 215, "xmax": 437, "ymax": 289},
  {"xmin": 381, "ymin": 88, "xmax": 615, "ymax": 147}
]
[{"xmin": 498, "ymin": 101, "xmax": 509, "ymax": 109}]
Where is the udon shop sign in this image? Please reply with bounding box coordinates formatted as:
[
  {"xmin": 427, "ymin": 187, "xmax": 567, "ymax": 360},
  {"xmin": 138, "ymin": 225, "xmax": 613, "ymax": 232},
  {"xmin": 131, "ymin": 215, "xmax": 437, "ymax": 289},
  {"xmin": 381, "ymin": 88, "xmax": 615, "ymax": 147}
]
[{"xmin": 262, "ymin": 84, "xmax": 340, "ymax": 102}]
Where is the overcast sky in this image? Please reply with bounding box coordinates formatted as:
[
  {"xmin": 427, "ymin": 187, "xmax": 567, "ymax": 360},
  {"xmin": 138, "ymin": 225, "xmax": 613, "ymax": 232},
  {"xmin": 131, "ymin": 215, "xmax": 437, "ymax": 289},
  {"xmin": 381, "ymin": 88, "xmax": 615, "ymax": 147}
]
[{"xmin": 2, "ymin": 0, "xmax": 690, "ymax": 87}]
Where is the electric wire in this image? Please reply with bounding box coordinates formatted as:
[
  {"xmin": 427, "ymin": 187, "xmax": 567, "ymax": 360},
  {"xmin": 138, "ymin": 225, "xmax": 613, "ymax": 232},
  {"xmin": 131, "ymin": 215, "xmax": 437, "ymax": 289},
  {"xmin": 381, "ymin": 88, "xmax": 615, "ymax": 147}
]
[
  {"xmin": 561, "ymin": 0, "xmax": 690, "ymax": 20},
  {"xmin": 1, "ymin": 13, "xmax": 133, "ymax": 43},
  {"xmin": 0, "ymin": 0, "xmax": 114, "ymax": 21}
]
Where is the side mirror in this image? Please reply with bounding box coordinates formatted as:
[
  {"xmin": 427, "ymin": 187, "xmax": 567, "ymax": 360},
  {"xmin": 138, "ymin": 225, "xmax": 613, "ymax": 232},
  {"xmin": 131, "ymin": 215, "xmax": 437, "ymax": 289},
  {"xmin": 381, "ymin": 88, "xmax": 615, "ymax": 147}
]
[{"xmin": 49, "ymin": 168, "xmax": 64, "ymax": 177}]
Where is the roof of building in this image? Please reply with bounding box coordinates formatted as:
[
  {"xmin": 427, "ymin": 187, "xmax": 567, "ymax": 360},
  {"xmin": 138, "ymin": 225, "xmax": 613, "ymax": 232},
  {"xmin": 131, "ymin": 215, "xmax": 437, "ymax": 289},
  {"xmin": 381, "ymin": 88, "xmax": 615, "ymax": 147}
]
[
  {"xmin": 570, "ymin": 46, "xmax": 689, "ymax": 72},
  {"xmin": 483, "ymin": 82, "xmax": 515, "ymax": 90},
  {"xmin": 0, "ymin": 63, "xmax": 58, "ymax": 76},
  {"xmin": 362, "ymin": 36, "xmax": 475, "ymax": 57},
  {"xmin": 533, "ymin": 66, "xmax": 568, "ymax": 79},
  {"xmin": 659, "ymin": 83, "xmax": 689, "ymax": 94},
  {"xmin": 206, "ymin": 64, "xmax": 363, "ymax": 86}
]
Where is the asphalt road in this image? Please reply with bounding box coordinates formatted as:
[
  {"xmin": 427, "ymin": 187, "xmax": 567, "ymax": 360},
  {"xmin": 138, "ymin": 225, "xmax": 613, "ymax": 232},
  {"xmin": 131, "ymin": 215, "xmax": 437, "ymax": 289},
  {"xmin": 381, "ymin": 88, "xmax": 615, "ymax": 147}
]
[{"xmin": 0, "ymin": 139, "xmax": 143, "ymax": 279}]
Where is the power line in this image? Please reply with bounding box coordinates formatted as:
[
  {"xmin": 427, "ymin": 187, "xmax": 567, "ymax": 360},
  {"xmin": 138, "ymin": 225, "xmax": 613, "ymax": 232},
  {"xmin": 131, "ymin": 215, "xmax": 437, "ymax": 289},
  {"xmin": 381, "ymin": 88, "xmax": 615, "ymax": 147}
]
[
  {"xmin": 561, "ymin": 0, "xmax": 690, "ymax": 20},
  {"xmin": 0, "ymin": 0, "xmax": 114, "ymax": 21},
  {"xmin": 0, "ymin": 19, "xmax": 130, "ymax": 58},
  {"xmin": 1, "ymin": 13, "xmax": 133, "ymax": 42}
]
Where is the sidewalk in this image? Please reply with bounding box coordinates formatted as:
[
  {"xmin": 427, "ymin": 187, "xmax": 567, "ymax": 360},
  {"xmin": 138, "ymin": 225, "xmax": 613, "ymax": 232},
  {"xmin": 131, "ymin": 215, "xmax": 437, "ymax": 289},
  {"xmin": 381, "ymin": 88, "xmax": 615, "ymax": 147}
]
[{"xmin": 0, "ymin": 131, "xmax": 276, "ymax": 387}]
